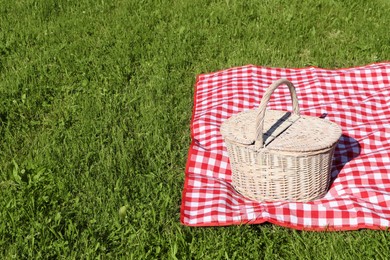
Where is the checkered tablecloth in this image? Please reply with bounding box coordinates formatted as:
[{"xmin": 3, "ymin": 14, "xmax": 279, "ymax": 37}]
[{"xmin": 180, "ymin": 62, "xmax": 390, "ymax": 231}]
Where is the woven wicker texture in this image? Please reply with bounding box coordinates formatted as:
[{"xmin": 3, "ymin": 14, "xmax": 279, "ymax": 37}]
[{"xmin": 220, "ymin": 79, "xmax": 342, "ymax": 202}]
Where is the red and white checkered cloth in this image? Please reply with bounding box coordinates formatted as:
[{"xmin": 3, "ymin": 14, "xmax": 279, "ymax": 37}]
[{"xmin": 180, "ymin": 62, "xmax": 390, "ymax": 231}]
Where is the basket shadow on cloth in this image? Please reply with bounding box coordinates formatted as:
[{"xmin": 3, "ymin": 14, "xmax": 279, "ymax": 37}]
[{"xmin": 330, "ymin": 135, "xmax": 361, "ymax": 187}]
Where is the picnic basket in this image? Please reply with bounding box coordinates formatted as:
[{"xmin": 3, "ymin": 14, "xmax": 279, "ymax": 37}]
[{"xmin": 220, "ymin": 79, "xmax": 342, "ymax": 202}]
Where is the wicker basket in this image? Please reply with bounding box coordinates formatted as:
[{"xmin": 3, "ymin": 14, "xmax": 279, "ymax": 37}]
[{"xmin": 220, "ymin": 79, "xmax": 342, "ymax": 202}]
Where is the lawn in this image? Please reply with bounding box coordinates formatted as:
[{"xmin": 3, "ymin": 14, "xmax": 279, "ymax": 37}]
[{"xmin": 0, "ymin": 0, "xmax": 389, "ymax": 258}]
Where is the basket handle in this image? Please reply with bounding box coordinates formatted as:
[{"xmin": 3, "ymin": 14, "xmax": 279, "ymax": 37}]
[{"xmin": 254, "ymin": 78, "xmax": 300, "ymax": 150}]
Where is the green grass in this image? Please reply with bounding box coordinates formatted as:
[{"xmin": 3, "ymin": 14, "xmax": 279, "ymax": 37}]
[{"xmin": 1, "ymin": 0, "xmax": 390, "ymax": 258}]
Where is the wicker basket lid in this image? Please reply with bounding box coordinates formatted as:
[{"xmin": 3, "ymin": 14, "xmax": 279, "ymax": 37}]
[
  {"xmin": 220, "ymin": 79, "xmax": 342, "ymax": 153},
  {"xmin": 220, "ymin": 109, "xmax": 342, "ymax": 152}
]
